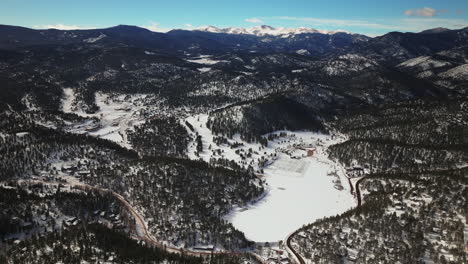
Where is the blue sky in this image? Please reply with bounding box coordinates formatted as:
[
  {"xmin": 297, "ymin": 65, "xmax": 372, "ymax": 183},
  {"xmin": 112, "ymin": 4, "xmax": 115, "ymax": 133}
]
[{"xmin": 2, "ymin": 0, "xmax": 468, "ymax": 36}]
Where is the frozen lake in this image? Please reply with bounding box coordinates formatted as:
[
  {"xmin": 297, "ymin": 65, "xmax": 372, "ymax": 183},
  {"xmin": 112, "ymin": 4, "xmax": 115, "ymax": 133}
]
[
  {"xmin": 224, "ymin": 150, "xmax": 355, "ymax": 242},
  {"xmin": 184, "ymin": 114, "xmax": 356, "ymax": 242}
]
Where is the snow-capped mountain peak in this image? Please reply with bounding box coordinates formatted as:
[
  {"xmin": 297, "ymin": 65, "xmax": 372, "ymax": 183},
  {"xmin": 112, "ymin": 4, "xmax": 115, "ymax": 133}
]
[
  {"xmin": 197, "ymin": 25, "xmax": 223, "ymax": 33},
  {"xmin": 194, "ymin": 25, "xmax": 350, "ymax": 36}
]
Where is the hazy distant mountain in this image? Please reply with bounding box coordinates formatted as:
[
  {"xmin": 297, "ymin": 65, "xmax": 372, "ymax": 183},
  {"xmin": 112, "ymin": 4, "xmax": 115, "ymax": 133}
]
[
  {"xmin": 397, "ymin": 45, "xmax": 468, "ymax": 94},
  {"xmin": 0, "ymin": 24, "xmax": 367, "ymax": 55},
  {"xmin": 419, "ymin": 27, "xmax": 451, "ymax": 34},
  {"xmin": 350, "ymin": 27, "xmax": 468, "ymax": 63}
]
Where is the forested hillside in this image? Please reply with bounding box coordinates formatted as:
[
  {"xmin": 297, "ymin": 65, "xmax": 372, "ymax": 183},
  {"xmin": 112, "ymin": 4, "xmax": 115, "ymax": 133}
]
[{"xmin": 0, "ymin": 24, "xmax": 467, "ymax": 264}]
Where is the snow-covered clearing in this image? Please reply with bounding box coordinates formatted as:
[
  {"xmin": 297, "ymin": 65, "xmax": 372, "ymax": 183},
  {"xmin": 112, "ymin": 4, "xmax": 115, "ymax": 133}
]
[
  {"xmin": 186, "ymin": 55, "xmax": 229, "ymax": 65},
  {"xmin": 296, "ymin": 49, "xmax": 310, "ymax": 55},
  {"xmin": 61, "ymin": 88, "xmax": 76, "ymax": 113},
  {"xmin": 184, "ymin": 114, "xmax": 356, "ymax": 242},
  {"xmin": 440, "ymin": 64, "xmax": 468, "ymax": 80},
  {"xmin": 83, "ymin": 33, "xmax": 107, "ymax": 43},
  {"xmin": 197, "ymin": 67, "xmax": 212, "ymax": 72},
  {"xmin": 21, "ymin": 94, "xmax": 40, "ymax": 111},
  {"xmin": 61, "ymin": 88, "xmax": 157, "ymax": 148},
  {"xmin": 398, "ymin": 56, "xmax": 451, "ymax": 70},
  {"xmin": 291, "ymin": 69, "xmax": 306, "ymax": 73}
]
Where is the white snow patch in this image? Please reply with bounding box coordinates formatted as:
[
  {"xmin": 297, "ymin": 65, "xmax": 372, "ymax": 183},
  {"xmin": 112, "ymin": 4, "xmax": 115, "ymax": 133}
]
[
  {"xmin": 61, "ymin": 89, "xmax": 160, "ymax": 148},
  {"xmin": 83, "ymin": 33, "xmax": 106, "ymax": 43},
  {"xmin": 21, "ymin": 94, "xmax": 39, "ymax": 111},
  {"xmin": 195, "ymin": 25, "xmax": 351, "ymax": 37},
  {"xmin": 61, "ymin": 88, "xmax": 76, "ymax": 113},
  {"xmin": 292, "ymin": 69, "xmax": 306, "ymax": 73},
  {"xmin": 295, "ymin": 49, "xmax": 310, "ymax": 55},
  {"xmin": 398, "ymin": 56, "xmax": 452, "ymax": 71},
  {"xmin": 197, "ymin": 67, "xmax": 212, "ymax": 72},
  {"xmin": 239, "ymin": 71, "xmax": 254, "ymax": 75},
  {"xmin": 324, "ymin": 54, "xmax": 377, "ymax": 76},
  {"xmin": 16, "ymin": 132, "xmax": 30, "ymax": 138},
  {"xmin": 186, "ymin": 56, "xmax": 229, "ymax": 65},
  {"xmin": 440, "ymin": 64, "xmax": 468, "ymax": 80}
]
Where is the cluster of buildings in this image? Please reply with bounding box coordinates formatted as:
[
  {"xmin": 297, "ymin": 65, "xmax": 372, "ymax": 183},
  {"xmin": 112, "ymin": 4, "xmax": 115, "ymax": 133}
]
[{"xmin": 277, "ymin": 142, "xmax": 316, "ymax": 160}]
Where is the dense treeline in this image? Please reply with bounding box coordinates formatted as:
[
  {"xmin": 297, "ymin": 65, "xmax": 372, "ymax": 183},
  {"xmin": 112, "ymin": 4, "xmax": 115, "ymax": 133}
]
[
  {"xmin": 0, "ymin": 183, "xmax": 132, "ymax": 243},
  {"xmin": 2, "ymin": 223, "xmax": 206, "ymax": 264},
  {"xmin": 207, "ymin": 95, "xmax": 325, "ymax": 143},
  {"xmin": 328, "ymin": 99, "xmax": 468, "ymax": 172},
  {"xmin": 129, "ymin": 117, "xmax": 189, "ymax": 157},
  {"xmin": 84, "ymin": 156, "xmax": 263, "ymax": 249},
  {"xmin": 0, "ymin": 112, "xmax": 136, "ymax": 180},
  {"xmin": 291, "ymin": 171, "xmax": 467, "ymax": 263},
  {"xmin": 0, "ymin": 181, "xmax": 253, "ymax": 263}
]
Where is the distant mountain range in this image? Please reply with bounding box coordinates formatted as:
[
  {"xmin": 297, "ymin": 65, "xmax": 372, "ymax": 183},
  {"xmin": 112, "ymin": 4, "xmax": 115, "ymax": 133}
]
[
  {"xmin": 194, "ymin": 24, "xmax": 351, "ymax": 36},
  {"xmin": 0, "ymin": 24, "xmax": 368, "ymax": 56},
  {"xmin": 0, "ymin": 24, "xmax": 466, "ymax": 62}
]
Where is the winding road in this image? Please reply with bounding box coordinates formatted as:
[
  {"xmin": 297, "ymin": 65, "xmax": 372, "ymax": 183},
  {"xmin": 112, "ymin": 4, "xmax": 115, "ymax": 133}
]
[
  {"xmin": 286, "ymin": 231, "xmax": 306, "ymax": 264},
  {"xmin": 355, "ymin": 177, "xmax": 366, "ymax": 207},
  {"xmin": 12, "ymin": 179, "xmax": 265, "ymax": 263},
  {"xmin": 14, "ymin": 171, "xmax": 366, "ymax": 264},
  {"xmin": 283, "ymin": 174, "xmax": 366, "ymax": 264}
]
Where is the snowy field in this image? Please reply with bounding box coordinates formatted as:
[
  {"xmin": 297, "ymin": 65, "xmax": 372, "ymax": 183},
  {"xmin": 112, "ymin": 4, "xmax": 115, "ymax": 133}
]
[
  {"xmin": 185, "ymin": 114, "xmax": 356, "ymax": 242},
  {"xmin": 186, "ymin": 55, "xmax": 229, "ymax": 65}
]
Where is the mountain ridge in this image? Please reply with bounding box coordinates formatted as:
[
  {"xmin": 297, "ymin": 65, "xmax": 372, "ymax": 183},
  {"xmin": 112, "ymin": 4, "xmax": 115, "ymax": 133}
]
[
  {"xmin": 193, "ymin": 24, "xmax": 351, "ymax": 36},
  {"xmin": 1, "ymin": 24, "xmax": 467, "ymax": 62}
]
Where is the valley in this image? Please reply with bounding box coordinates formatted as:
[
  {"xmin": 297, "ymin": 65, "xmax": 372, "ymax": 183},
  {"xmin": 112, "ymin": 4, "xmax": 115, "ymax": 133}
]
[
  {"xmin": 57, "ymin": 91, "xmax": 359, "ymax": 245},
  {"xmin": 0, "ymin": 22, "xmax": 466, "ymax": 264}
]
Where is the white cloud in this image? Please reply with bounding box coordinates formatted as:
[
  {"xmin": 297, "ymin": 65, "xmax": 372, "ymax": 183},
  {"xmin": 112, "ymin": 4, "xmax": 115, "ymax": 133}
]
[
  {"xmin": 184, "ymin": 24, "xmax": 194, "ymax": 29},
  {"xmin": 404, "ymin": 7, "xmax": 439, "ymax": 17},
  {"xmin": 140, "ymin": 21, "xmax": 171, "ymax": 32},
  {"xmin": 401, "ymin": 18, "xmax": 468, "ymax": 31},
  {"xmin": 245, "ymin": 18, "xmax": 263, "ymax": 23},
  {"xmin": 33, "ymin": 24, "xmax": 94, "ymax": 30},
  {"xmin": 275, "ymin": 16, "xmax": 468, "ymax": 34}
]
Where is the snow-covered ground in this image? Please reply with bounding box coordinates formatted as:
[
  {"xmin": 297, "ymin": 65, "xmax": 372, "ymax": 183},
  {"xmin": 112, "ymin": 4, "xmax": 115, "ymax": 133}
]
[
  {"xmin": 227, "ymin": 153, "xmax": 354, "ymax": 242},
  {"xmin": 186, "ymin": 55, "xmax": 229, "ymax": 65},
  {"xmin": 61, "ymin": 88, "xmax": 76, "ymax": 113},
  {"xmin": 440, "ymin": 64, "xmax": 468, "ymax": 80},
  {"xmin": 195, "ymin": 25, "xmax": 349, "ymax": 37},
  {"xmin": 61, "ymin": 88, "xmax": 158, "ymax": 148},
  {"xmin": 83, "ymin": 33, "xmax": 107, "ymax": 43},
  {"xmin": 398, "ymin": 56, "xmax": 451, "ymax": 70},
  {"xmin": 197, "ymin": 67, "xmax": 212, "ymax": 72},
  {"xmin": 184, "ymin": 114, "xmax": 356, "ymax": 242}
]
